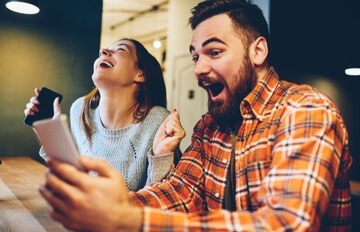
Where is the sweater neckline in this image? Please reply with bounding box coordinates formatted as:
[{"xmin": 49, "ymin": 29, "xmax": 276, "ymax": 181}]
[{"xmin": 94, "ymin": 108, "xmax": 140, "ymax": 137}]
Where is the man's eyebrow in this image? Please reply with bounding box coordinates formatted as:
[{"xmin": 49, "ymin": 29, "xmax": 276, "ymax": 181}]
[{"xmin": 189, "ymin": 37, "xmax": 226, "ymax": 53}]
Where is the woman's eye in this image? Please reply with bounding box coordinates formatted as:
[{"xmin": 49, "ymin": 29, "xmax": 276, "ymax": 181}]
[
  {"xmin": 210, "ymin": 50, "xmax": 221, "ymax": 57},
  {"xmin": 116, "ymin": 48, "xmax": 125, "ymax": 51}
]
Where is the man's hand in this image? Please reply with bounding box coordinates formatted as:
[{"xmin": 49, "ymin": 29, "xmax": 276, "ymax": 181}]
[
  {"xmin": 39, "ymin": 156, "xmax": 143, "ymax": 232},
  {"xmin": 153, "ymin": 109, "xmax": 186, "ymax": 156}
]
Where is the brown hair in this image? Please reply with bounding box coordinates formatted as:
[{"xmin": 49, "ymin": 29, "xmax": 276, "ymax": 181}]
[{"xmin": 80, "ymin": 38, "xmax": 167, "ymax": 141}]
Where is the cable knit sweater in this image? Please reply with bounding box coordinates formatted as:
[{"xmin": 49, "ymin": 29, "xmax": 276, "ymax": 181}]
[{"xmin": 41, "ymin": 97, "xmax": 179, "ymax": 191}]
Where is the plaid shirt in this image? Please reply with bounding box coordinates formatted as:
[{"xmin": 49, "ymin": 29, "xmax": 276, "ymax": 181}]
[{"xmin": 131, "ymin": 67, "xmax": 352, "ymax": 231}]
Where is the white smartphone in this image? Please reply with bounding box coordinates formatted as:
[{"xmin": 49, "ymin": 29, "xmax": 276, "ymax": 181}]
[{"xmin": 32, "ymin": 114, "xmax": 83, "ymax": 170}]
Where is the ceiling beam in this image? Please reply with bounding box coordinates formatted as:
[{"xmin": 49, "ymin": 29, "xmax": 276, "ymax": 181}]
[{"xmin": 110, "ymin": 0, "xmax": 169, "ymax": 31}]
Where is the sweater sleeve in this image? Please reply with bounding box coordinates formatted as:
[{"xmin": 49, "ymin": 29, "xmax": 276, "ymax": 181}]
[
  {"xmin": 146, "ymin": 147, "xmax": 182, "ymax": 183},
  {"xmin": 38, "ymin": 146, "xmax": 46, "ymax": 160},
  {"xmin": 69, "ymin": 97, "xmax": 85, "ymax": 144},
  {"xmin": 143, "ymin": 106, "xmax": 183, "ymax": 184},
  {"xmin": 146, "ymin": 149, "xmax": 174, "ymax": 183}
]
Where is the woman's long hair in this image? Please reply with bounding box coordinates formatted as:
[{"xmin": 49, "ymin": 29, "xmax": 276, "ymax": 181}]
[{"xmin": 80, "ymin": 38, "xmax": 167, "ymax": 141}]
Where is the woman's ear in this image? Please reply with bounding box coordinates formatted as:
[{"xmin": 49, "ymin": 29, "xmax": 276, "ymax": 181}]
[
  {"xmin": 134, "ymin": 72, "xmax": 145, "ymax": 83},
  {"xmin": 249, "ymin": 36, "xmax": 268, "ymax": 66}
]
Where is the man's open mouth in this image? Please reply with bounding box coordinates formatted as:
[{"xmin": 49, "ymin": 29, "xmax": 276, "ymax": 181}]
[{"xmin": 203, "ymin": 82, "xmax": 224, "ymax": 98}]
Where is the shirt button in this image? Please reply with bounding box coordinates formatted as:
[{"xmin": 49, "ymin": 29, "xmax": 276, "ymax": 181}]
[
  {"xmin": 215, "ymin": 192, "xmax": 220, "ymax": 198},
  {"xmin": 222, "ymin": 159, "xmax": 227, "ymax": 164}
]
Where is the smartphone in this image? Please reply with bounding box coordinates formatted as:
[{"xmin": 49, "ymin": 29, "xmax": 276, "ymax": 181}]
[
  {"xmin": 23, "ymin": 87, "xmax": 63, "ymax": 126},
  {"xmin": 32, "ymin": 115, "xmax": 83, "ymax": 171}
]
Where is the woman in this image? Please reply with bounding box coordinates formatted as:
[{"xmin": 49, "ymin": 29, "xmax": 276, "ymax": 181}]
[{"xmin": 25, "ymin": 38, "xmax": 183, "ymax": 191}]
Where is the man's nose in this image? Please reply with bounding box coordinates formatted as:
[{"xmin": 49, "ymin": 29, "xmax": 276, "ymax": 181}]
[{"xmin": 194, "ymin": 57, "xmax": 211, "ymax": 79}]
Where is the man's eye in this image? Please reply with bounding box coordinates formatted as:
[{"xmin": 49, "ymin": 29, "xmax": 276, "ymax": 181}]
[
  {"xmin": 192, "ymin": 55, "xmax": 199, "ymax": 62},
  {"xmin": 116, "ymin": 47, "xmax": 125, "ymax": 51}
]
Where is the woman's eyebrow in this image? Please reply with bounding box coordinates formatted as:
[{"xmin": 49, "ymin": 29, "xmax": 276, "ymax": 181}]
[{"xmin": 115, "ymin": 43, "xmax": 132, "ymax": 51}]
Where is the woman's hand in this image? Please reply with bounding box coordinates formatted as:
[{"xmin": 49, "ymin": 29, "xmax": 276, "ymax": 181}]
[
  {"xmin": 24, "ymin": 87, "xmax": 62, "ymax": 119},
  {"xmin": 24, "ymin": 88, "xmax": 41, "ymax": 116},
  {"xmin": 52, "ymin": 96, "xmax": 61, "ymax": 119},
  {"xmin": 153, "ymin": 109, "xmax": 186, "ymax": 156}
]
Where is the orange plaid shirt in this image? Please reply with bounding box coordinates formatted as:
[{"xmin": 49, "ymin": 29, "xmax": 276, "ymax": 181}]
[{"xmin": 131, "ymin": 67, "xmax": 352, "ymax": 231}]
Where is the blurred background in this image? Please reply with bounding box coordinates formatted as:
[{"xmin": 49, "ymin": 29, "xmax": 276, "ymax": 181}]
[{"xmin": 0, "ymin": 0, "xmax": 359, "ymax": 228}]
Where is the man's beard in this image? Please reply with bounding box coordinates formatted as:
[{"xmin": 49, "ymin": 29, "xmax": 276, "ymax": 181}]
[{"xmin": 208, "ymin": 56, "xmax": 257, "ymax": 131}]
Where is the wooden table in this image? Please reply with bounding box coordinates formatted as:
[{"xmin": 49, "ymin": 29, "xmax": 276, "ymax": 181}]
[
  {"xmin": 0, "ymin": 156, "xmax": 359, "ymax": 232},
  {"xmin": 0, "ymin": 156, "xmax": 69, "ymax": 232}
]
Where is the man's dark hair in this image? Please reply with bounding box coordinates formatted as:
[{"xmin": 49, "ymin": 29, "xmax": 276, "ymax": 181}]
[{"xmin": 189, "ymin": 0, "xmax": 270, "ymax": 52}]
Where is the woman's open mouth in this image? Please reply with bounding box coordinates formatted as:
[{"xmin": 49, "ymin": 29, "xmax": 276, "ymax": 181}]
[{"xmin": 99, "ymin": 60, "xmax": 114, "ymax": 68}]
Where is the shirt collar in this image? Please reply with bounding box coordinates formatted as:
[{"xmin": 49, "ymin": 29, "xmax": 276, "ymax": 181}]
[{"xmin": 240, "ymin": 67, "xmax": 280, "ymax": 121}]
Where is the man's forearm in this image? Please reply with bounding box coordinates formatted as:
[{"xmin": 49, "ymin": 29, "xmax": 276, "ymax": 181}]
[{"xmin": 115, "ymin": 204, "xmax": 143, "ymax": 232}]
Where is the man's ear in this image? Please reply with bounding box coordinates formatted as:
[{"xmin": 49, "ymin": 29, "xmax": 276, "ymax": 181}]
[
  {"xmin": 249, "ymin": 37, "xmax": 268, "ymax": 66},
  {"xmin": 134, "ymin": 72, "xmax": 145, "ymax": 83}
]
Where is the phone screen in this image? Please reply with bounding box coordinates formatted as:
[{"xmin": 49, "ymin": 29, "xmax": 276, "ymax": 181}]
[{"xmin": 23, "ymin": 87, "xmax": 63, "ymax": 126}]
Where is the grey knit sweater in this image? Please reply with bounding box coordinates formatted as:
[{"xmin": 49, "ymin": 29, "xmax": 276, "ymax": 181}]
[{"xmin": 41, "ymin": 97, "xmax": 179, "ymax": 191}]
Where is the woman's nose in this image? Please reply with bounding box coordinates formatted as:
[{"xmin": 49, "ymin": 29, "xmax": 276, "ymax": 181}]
[{"xmin": 99, "ymin": 48, "xmax": 110, "ymax": 56}]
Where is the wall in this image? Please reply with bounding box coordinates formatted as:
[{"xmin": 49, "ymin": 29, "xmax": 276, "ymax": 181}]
[
  {"xmin": 165, "ymin": 0, "xmax": 202, "ymax": 151},
  {"xmin": 0, "ymin": 0, "xmax": 102, "ymax": 162}
]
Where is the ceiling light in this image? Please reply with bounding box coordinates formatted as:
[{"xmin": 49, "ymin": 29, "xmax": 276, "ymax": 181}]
[
  {"xmin": 345, "ymin": 68, "xmax": 360, "ymax": 76},
  {"xmin": 153, "ymin": 40, "xmax": 162, "ymax": 49},
  {"xmin": 5, "ymin": 0, "xmax": 40, "ymax": 15}
]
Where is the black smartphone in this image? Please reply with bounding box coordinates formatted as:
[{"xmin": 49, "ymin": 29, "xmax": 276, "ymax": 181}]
[{"xmin": 23, "ymin": 87, "xmax": 63, "ymax": 126}]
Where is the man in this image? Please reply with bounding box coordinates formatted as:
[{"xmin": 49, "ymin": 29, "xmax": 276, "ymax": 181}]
[{"xmin": 40, "ymin": 0, "xmax": 352, "ymax": 231}]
